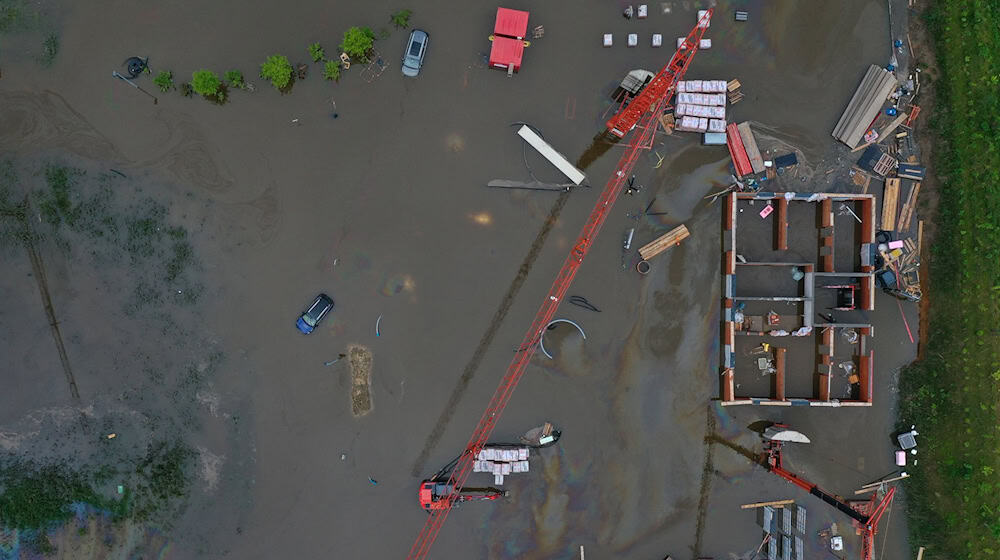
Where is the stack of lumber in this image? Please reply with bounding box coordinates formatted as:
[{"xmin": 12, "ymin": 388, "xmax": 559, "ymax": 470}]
[
  {"xmin": 638, "ymin": 224, "xmax": 690, "ymax": 261},
  {"xmin": 832, "ymin": 65, "xmax": 899, "ymax": 148},
  {"xmin": 897, "ymin": 182, "xmax": 921, "ymax": 231},
  {"xmin": 881, "ymin": 178, "xmax": 900, "ymax": 230}
]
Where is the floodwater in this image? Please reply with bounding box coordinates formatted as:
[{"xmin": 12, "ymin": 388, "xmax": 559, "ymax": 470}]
[{"xmin": 0, "ymin": 0, "xmax": 918, "ymax": 558}]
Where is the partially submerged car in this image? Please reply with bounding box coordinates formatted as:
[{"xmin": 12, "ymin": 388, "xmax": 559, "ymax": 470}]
[
  {"xmin": 296, "ymin": 293, "xmax": 334, "ymax": 334},
  {"xmin": 402, "ymin": 29, "xmax": 429, "ymax": 77}
]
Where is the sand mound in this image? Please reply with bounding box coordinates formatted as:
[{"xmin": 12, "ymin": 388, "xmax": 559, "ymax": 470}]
[{"xmin": 349, "ymin": 344, "xmax": 373, "ymax": 417}]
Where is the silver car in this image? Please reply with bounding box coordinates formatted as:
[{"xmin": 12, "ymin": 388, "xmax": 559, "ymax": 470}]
[{"xmin": 402, "ymin": 29, "xmax": 428, "ymax": 77}]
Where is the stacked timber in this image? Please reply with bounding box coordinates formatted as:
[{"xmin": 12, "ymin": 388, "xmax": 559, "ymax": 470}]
[
  {"xmin": 638, "ymin": 224, "xmax": 690, "ymax": 261},
  {"xmin": 832, "ymin": 65, "xmax": 899, "ymax": 148}
]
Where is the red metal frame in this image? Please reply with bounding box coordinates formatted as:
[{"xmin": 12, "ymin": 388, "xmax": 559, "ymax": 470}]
[
  {"xmin": 406, "ymin": 11, "xmax": 713, "ymax": 560},
  {"xmin": 764, "ymin": 438, "xmax": 895, "ymax": 560},
  {"xmin": 606, "ymin": 9, "xmax": 712, "ymax": 137}
]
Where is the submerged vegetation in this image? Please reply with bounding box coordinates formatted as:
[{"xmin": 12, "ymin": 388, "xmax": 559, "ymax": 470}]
[{"xmin": 899, "ymin": 3, "xmax": 1000, "ymax": 560}]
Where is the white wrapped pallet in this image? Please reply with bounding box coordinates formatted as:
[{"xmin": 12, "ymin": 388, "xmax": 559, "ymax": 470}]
[
  {"xmin": 478, "ymin": 450, "xmax": 487, "ymax": 461},
  {"xmin": 688, "ymin": 80, "xmax": 703, "ymax": 92},
  {"xmin": 698, "ymin": 117, "xmax": 709, "ymax": 131},
  {"xmin": 677, "ymin": 37, "xmax": 687, "ymax": 50},
  {"xmin": 699, "ymin": 39, "xmax": 712, "ymax": 49},
  {"xmin": 713, "ymin": 93, "xmax": 727, "ymax": 106},
  {"xmin": 677, "ymin": 81, "xmax": 687, "ymax": 93},
  {"xmin": 709, "ymin": 119, "xmax": 727, "ymax": 133},
  {"xmin": 519, "ymin": 448, "xmax": 528, "ymax": 460},
  {"xmin": 520, "ymin": 460, "xmax": 530, "ymax": 472},
  {"xmin": 716, "ymin": 80, "xmax": 729, "ymax": 92},
  {"xmin": 652, "ymin": 33, "xmax": 662, "ymax": 47},
  {"xmin": 495, "ymin": 474, "xmax": 504, "ymax": 485},
  {"xmin": 627, "ymin": 33, "xmax": 638, "ymax": 47},
  {"xmin": 676, "ymin": 116, "xmax": 702, "ymax": 132},
  {"xmin": 697, "ymin": 9, "xmax": 711, "ymax": 28},
  {"xmin": 709, "ymin": 106, "xmax": 725, "ymax": 119},
  {"xmin": 501, "ymin": 463, "xmax": 511, "ymax": 475},
  {"xmin": 675, "ymin": 104, "xmax": 688, "ymax": 116},
  {"xmin": 603, "ymin": 34, "xmax": 613, "ymax": 47},
  {"xmin": 493, "ymin": 462, "xmax": 502, "ymax": 475}
]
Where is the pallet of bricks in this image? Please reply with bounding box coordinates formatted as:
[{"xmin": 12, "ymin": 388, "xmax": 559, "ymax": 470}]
[
  {"xmin": 675, "ymin": 79, "xmax": 728, "ymax": 133},
  {"xmin": 473, "ymin": 446, "xmax": 530, "ymax": 485}
]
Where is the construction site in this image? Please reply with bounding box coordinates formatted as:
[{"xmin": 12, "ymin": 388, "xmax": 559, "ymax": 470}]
[{"xmin": 0, "ymin": 1, "xmax": 931, "ymax": 559}]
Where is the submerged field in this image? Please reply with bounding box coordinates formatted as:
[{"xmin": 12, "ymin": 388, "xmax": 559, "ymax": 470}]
[{"xmin": 899, "ymin": 3, "xmax": 1000, "ymax": 559}]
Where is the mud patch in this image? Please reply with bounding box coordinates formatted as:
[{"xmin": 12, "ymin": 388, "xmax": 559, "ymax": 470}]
[{"xmin": 349, "ymin": 344, "xmax": 373, "ymax": 417}]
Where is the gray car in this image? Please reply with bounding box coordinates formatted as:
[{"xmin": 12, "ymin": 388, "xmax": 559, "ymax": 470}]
[{"xmin": 402, "ymin": 29, "xmax": 428, "ymax": 77}]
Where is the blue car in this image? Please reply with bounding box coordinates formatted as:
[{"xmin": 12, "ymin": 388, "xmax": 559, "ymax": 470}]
[
  {"xmin": 296, "ymin": 293, "xmax": 334, "ymax": 334},
  {"xmin": 401, "ymin": 29, "xmax": 429, "ymax": 77}
]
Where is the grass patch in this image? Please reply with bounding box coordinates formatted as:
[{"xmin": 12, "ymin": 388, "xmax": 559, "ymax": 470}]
[
  {"xmin": 39, "ymin": 32, "xmax": 58, "ymax": 66},
  {"xmin": 898, "ymin": 4, "xmax": 1000, "ymax": 560}
]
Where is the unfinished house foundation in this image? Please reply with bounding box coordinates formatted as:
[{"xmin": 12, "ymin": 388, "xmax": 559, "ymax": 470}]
[{"xmin": 720, "ymin": 191, "xmax": 876, "ymax": 406}]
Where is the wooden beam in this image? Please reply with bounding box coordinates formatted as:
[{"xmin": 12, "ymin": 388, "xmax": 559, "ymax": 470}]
[
  {"xmin": 917, "ymin": 220, "xmax": 924, "ymax": 254},
  {"xmin": 774, "ymin": 347, "xmax": 786, "ymax": 401},
  {"xmin": 882, "ymin": 178, "xmax": 900, "ymax": 230},
  {"xmin": 877, "ymin": 112, "xmax": 909, "ymax": 142},
  {"xmin": 776, "ymin": 198, "xmax": 788, "ymax": 250},
  {"xmin": 854, "ymin": 472, "xmax": 910, "ymax": 494},
  {"xmin": 638, "ymin": 224, "xmax": 690, "ymax": 261},
  {"xmin": 916, "ymin": 546, "xmax": 925, "ymax": 560},
  {"xmin": 740, "ymin": 499, "xmax": 795, "ymax": 510}
]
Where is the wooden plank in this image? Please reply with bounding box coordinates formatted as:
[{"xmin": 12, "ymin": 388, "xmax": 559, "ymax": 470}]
[
  {"xmin": 638, "ymin": 224, "xmax": 690, "ymax": 261},
  {"xmin": 897, "ymin": 182, "xmax": 916, "ymax": 230},
  {"xmin": 776, "ymin": 198, "xmax": 788, "ymax": 250},
  {"xmin": 877, "ymin": 112, "xmax": 909, "ymax": 142},
  {"xmin": 917, "ymin": 546, "xmax": 925, "ymax": 560},
  {"xmin": 737, "ymin": 122, "xmax": 765, "ymax": 174},
  {"xmin": 741, "ymin": 499, "xmax": 795, "ymax": 510},
  {"xmin": 900, "ymin": 182, "xmax": 921, "ymax": 231},
  {"xmin": 881, "ymin": 178, "xmax": 900, "ymax": 230},
  {"xmin": 917, "ymin": 220, "xmax": 924, "ymax": 254}
]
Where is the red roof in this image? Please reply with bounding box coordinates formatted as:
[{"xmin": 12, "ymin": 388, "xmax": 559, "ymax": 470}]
[
  {"xmin": 726, "ymin": 123, "xmax": 753, "ymax": 177},
  {"xmin": 495, "ymin": 7, "xmax": 529, "ymax": 39},
  {"xmin": 489, "ymin": 36, "xmax": 524, "ymax": 70}
]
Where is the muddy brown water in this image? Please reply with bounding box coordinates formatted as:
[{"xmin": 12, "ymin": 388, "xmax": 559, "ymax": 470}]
[{"xmin": 0, "ymin": 1, "xmax": 918, "ymax": 558}]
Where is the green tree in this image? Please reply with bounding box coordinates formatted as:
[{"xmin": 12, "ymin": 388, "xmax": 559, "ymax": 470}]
[
  {"xmin": 323, "ymin": 60, "xmax": 341, "ymax": 81},
  {"xmin": 308, "ymin": 42, "xmax": 325, "ymax": 62},
  {"xmin": 153, "ymin": 71, "xmax": 174, "ymax": 92},
  {"xmin": 340, "ymin": 27, "xmax": 375, "ymax": 61},
  {"xmin": 259, "ymin": 54, "xmax": 293, "ymax": 90},
  {"xmin": 191, "ymin": 70, "xmax": 222, "ymax": 99},
  {"xmin": 225, "ymin": 70, "xmax": 245, "ymax": 89},
  {"xmin": 391, "ymin": 9, "xmax": 412, "ymax": 29}
]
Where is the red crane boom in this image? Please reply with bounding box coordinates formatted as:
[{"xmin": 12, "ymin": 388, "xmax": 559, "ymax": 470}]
[
  {"xmin": 406, "ymin": 10, "xmax": 713, "ymax": 559},
  {"xmin": 764, "ymin": 437, "xmax": 895, "ymax": 560}
]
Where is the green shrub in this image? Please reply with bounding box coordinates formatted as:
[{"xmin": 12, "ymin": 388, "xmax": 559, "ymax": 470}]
[
  {"xmin": 225, "ymin": 69, "xmax": 245, "ymax": 89},
  {"xmin": 308, "ymin": 42, "xmax": 325, "ymax": 62},
  {"xmin": 191, "ymin": 70, "xmax": 222, "ymax": 99},
  {"xmin": 323, "ymin": 60, "xmax": 341, "ymax": 81},
  {"xmin": 153, "ymin": 71, "xmax": 173, "ymax": 92},
  {"xmin": 340, "ymin": 27, "xmax": 375, "ymax": 61},
  {"xmin": 259, "ymin": 54, "xmax": 293, "ymax": 90},
  {"xmin": 39, "ymin": 33, "xmax": 59, "ymax": 67},
  {"xmin": 391, "ymin": 9, "xmax": 412, "ymax": 29}
]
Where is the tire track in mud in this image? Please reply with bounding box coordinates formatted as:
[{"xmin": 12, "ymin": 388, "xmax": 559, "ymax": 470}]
[
  {"xmin": 410, "ymin": 188, "xmax": 573, "ymax": 476},
  {"xmin": 410, "ymin": 133, "xmax": 618, "ymax": 476},
  {"xmin": 23, "ymin": 197, "xmax": 81, "ymax": 400}
]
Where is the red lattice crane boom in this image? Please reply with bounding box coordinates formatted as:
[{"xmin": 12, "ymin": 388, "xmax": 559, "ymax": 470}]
[{"xmin": 406, "ymin": 10, "xmax": 713, "ymax": 559}]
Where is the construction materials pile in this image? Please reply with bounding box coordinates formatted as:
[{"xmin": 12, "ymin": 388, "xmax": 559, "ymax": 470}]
[
  {"xmin": 473, "ymin": 446, "xmax": 530, "ymax": 485},
  {"xmin": 832, "ymin": 64, "xmax": 899, "ymax": 148},
  {"xmin": 675, "ymin": 79, "xmax": 728, "ymax": 133}
]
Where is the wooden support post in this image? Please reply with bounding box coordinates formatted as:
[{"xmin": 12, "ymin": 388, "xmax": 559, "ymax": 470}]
[
  {"xmin": 916, "ymin": 546, "xmax": 925, "ymax": 560},
  {"xmin": 741, "ymin": 499, "xmax": 795, "ymax": 509}
]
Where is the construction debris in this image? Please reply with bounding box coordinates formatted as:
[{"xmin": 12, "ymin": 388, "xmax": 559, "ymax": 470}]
[{"xmin": 741, "ymin": 499, "xmax": 795, "ymax": 509}]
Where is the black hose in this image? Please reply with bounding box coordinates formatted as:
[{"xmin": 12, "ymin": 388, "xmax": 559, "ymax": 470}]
[{"xmin": 568, "ymin": 295, "xmax": 601, "ymax": 312}]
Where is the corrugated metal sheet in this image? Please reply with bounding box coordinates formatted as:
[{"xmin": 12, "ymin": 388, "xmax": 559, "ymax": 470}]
[{"xmin": 727, "ymin": 123, "xmax": 753, "ymax": 177}]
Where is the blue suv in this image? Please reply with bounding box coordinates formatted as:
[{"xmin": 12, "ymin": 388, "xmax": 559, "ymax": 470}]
[{"xmin": 296, "ymin": 293, "xmax": 334, "ymax": 334}]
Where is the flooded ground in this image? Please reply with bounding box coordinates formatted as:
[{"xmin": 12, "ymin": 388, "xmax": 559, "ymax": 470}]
[{"xmin": 1, "ymin": 0, "xmax": 918, "ymax": 558}]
